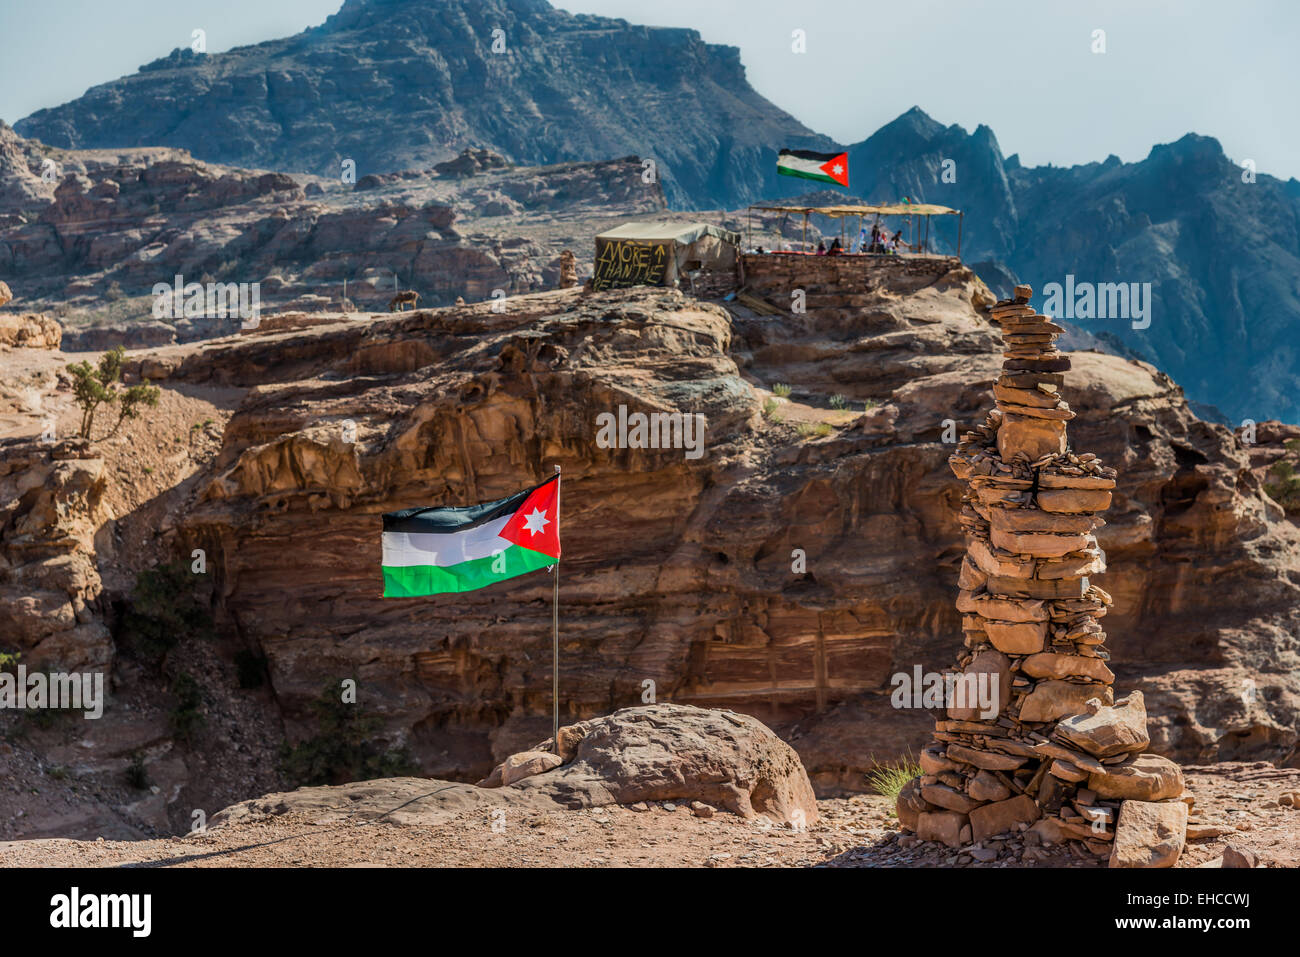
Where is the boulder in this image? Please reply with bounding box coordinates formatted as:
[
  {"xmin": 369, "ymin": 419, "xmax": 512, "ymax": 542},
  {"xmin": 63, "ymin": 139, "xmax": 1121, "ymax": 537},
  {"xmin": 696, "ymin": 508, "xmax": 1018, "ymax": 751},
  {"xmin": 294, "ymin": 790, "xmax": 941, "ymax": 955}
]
[
  {"xmin": 922, "ymin": 783, "xmax": 983, "ymax": 813},
  {"xmin": 946, "ymin": 649, "xmax": 1011, "ymax": 720},
  {"xmin": 510, "ymin": 704, "xmax": 819, "ymax": 825},
  {"xmin": 968, "ymin": 770, "xmax": 1011, "ymax": 803},
  {"xmin": 984, "ymin": 619, "xmax": 1046, "ymax": 654},
  {"xmin": 1055, "ymin": 691, "xmax": 1149, "ymax": 758},
  {"xmin": 919, "ymin": 746, "xmax": 962, "ymax": 775},
  {"xmin": 1109, "ymin": 800, "xmax": 1187, "ymax": 868},
  {"xmin": 1037, "ymin": 473, "xmax": 1116, "ymax": 490},
  {"xmin": 997, "ymin": 414, "xmax": 1067, "ymax": 460},
  {"xmin": 1088, "ymin": 753, "xmax": 1184, "ymax": 801},
  {"xmin": 988, "ymin": 508, "xmax": 1098, "ymax": 536},
  {"xmin": 0, "ymin": 280, "xmax": 11, "ymax": 307},
  {"xmin": 1019, "ymin": 680, "xmax": 1113, "ymax": 723},
  {"xmin": 0, "ymin": 313, "xmax": 61, "ymax": 349},
  {"xmin": 1035, "ymin": 550, "xmax": 1106, "ymax": 579},
  {"xmin": 967, "ymin": 538, "xmax": 1034, "ymax": 578},
  {"xmin": 917, "ymin": 810, "xmax": 969, "ymax": 848},
  {"xmin": 895, "ymin": 777, "xmax": 930, "ymax": 831},
  {"xmin": 991, "ymin": 528, "xmax": 1094, "ymax": 558},
  {"xmin": 1037, "ymin": 488, "xmax": 1113, "ymax": 513},
  {"xmin": 1221, "ymin": 844, "xmax": 1258, "ymax": 869},
  {"xmin": 1021, "ymin": 652, "xmax": 1115, "ymax": 683},
  {"xmin": 945, "ymin": 743, "xmax": 1025, "ymax": 771},
  {"xmin": 1049, "ymin": 759, "xmax": 1090, "ymax": 783},
  {"xmin": 968, "ymin": 595, "xmax": 1048, "ymax": 622},
  {"xmin": 498, "ymin": 750, "xmax": 563, "ymax": 786},
  {"xmin": 969, "ymin": 794, "xmax": 1041, "ymax": 842},
  {"xmin": 1028, "ymin": 816, "xmax": 1066, "ymax": 845}
]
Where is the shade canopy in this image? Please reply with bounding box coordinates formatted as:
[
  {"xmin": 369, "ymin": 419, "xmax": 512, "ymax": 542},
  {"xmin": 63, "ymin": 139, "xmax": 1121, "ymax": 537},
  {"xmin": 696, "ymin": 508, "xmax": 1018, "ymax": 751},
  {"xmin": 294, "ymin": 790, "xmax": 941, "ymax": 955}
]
[
  {"xmin": 751, "ymin": 203, "xmax": 960, "ymax": 217},
  {"xmin": 595, "ymin": 221, "xmax": 742, "ymax": 245}
]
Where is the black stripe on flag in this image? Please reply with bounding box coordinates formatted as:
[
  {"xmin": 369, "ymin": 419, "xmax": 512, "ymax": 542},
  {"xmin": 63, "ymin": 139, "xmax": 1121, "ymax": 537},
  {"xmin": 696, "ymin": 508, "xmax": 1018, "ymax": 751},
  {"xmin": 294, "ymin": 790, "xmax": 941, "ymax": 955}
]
[
  {"xmin": 382, "ymin": 473, "xmax": 558, "ymax": 534},
  {"xmin": 779, "ymin": 149, "xmax": 842, "ymax": 162}
]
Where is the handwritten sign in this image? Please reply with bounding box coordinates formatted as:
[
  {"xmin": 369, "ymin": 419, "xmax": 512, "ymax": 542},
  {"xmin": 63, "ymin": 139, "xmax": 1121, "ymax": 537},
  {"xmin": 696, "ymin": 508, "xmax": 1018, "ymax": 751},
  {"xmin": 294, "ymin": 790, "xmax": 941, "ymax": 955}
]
[{"xmin": 592, "ymin": 240, "xmax": 670, "ymax": 291}]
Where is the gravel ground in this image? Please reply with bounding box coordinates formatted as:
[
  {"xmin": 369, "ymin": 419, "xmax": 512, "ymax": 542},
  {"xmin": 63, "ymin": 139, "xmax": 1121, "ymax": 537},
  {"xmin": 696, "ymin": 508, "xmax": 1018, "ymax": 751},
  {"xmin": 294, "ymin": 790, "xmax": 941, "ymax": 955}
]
[{"xmin": 2, "ymin": 764, "xmax": 1295, "ymax": 868}]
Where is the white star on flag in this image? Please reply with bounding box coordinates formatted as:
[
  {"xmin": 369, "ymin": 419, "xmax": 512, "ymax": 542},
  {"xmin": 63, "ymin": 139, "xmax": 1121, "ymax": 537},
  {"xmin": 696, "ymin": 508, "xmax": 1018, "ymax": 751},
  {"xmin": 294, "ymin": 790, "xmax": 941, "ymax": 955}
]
[
  {"xmin": 832, "ymin": 164, "xmax": 843, "ymax": 175},
  {"xmin": 521, "ymin": 507, "xmax": 550, "ymax": 536}
]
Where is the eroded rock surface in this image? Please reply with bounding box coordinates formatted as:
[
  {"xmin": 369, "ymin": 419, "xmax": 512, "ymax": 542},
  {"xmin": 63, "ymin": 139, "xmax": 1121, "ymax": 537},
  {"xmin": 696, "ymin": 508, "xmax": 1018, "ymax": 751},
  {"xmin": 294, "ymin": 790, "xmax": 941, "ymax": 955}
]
[{"xmin": 2, "ymin": 262, "xmax": 1298, "ymax": 838}]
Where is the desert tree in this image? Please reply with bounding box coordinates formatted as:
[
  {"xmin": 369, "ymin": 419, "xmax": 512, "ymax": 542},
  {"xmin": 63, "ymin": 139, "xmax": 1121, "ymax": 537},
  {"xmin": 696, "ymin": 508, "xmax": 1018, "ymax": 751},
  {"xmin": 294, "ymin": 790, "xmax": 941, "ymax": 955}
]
[{"xmin": 67, "ymin": 345, "xmax": 160, "ymax": 441}]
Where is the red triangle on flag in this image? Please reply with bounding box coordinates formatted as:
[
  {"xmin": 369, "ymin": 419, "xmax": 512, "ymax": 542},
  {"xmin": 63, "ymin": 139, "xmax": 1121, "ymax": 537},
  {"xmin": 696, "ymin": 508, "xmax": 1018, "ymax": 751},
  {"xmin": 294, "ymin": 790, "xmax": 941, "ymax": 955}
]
[
  {"xmin": 499, "ymin": 477, "xmax": 561, "ymax": 560},
  {"xmin": 819, "ymin": 152, "xmax": 849, "ymax": 187}
]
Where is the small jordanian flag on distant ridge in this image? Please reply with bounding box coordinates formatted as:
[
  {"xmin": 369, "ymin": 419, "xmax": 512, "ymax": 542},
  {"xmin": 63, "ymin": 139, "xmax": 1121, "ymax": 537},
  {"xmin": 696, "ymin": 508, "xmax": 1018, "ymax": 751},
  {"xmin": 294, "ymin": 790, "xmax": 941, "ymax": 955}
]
[
  {"xmin": 381, "ymin": 474, "xmax": 560, "ymax": 597},
  {"xmin": 777, "ymin": 149, "xmax": 849, "ymax": 187}
]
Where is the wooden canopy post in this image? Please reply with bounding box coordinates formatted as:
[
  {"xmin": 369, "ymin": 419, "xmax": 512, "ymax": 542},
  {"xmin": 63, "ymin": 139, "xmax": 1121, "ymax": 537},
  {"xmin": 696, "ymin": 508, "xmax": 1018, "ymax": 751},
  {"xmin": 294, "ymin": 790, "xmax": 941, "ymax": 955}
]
[
  {"xmin": 957, "ymin": 211, "xmax": 964, "ymax": 260},
  {"xmin": 803, "ymin": 211, "xmax": 808, "ymax": 253}
]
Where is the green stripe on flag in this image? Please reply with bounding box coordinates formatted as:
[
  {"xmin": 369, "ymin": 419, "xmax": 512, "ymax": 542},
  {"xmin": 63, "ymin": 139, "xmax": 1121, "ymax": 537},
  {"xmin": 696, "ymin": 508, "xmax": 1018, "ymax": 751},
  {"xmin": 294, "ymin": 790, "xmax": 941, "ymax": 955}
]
[
  {"xmin": 382, "ymin": 543, "xmax": 555, "ymax": 596},
  {"xmin": 777, "ymin": 166, "xmax": 836, "ymax": 184}
]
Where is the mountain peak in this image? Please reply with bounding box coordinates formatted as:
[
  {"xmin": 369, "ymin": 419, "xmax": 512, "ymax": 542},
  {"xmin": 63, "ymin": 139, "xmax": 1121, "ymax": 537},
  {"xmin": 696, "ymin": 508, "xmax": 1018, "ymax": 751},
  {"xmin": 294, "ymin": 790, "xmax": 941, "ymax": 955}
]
[{"xmin": 15, "ymin": 0, "xmax": 818, "ymax": 208}]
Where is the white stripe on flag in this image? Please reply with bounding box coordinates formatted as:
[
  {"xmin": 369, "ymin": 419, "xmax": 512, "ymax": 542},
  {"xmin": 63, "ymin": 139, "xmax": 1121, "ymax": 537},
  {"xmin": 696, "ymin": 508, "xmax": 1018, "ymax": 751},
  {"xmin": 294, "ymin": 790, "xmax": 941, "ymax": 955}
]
[
  {"xmin": 381, "ymin": 515, "xmax": 512, "ymax": 568},
  {"xmin": 777, "ymin": 155, "xmax": 825, "ymax": 175}
]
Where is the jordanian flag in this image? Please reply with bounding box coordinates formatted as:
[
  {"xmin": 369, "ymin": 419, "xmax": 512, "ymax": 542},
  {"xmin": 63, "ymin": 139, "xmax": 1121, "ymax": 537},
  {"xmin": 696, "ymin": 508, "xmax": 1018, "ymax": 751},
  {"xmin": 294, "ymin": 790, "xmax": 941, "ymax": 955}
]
[
  {"xmin": 381, "ymin": 475, "xmax": 561, "ymax": 597},
  {"xmin": 777, "ymin": 149, "xmax": 849, "ymax": 187}
]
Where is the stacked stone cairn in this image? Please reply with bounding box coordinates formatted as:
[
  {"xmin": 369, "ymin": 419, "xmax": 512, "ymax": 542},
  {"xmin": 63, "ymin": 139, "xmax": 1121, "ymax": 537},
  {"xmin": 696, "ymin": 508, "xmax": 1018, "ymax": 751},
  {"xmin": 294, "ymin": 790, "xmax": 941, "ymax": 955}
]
[{"xmin": 896, "ymin": 284, "xmax": 1190, "ymax": 867}]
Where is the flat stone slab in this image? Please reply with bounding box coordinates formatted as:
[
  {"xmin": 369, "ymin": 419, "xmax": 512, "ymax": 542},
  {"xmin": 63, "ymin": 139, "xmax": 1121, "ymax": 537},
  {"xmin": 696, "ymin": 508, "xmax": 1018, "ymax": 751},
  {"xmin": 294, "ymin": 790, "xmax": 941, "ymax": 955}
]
[{"xmin": 1110, "ymin": 799, "xmax": 1187, "ymax": 868}]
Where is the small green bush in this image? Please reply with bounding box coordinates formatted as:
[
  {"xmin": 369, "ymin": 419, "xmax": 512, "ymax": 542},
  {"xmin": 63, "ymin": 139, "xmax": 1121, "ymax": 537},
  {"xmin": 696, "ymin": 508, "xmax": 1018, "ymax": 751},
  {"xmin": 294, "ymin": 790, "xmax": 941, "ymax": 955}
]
[
  {"xmin": 117, "ymin": 562, "xmax": 214, "ymax": 668},
  {"xmin": 280, "ymin": 683, "xmax": 421, "ymax": 787},
  {"xmin": 866, "ymin": 750, "xmax": 922, "ymax": 810},
  {"xmin": 772, "ymin": 383, "xmax": 792, "ymax": 398},
  {"xmin": 168, "ymin": 671, "xmax": 205, "ymax": 745}
]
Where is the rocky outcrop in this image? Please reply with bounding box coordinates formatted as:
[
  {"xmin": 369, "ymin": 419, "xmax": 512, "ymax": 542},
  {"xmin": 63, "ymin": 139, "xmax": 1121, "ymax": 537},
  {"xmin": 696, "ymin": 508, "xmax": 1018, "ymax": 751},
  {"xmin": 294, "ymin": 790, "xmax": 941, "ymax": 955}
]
[
  {"xmin": 63, "ymin": 264, "xmax": 1292, "ymax": 795},
  {"xmin": 0, "ymin": 313, "xmax": 61, "ymax": 350},
  {"xmin": 3, "ymin": 252, "xmax": 1297, "ymax": 832},
  {"xmin": 0, "ymin": 121, "xmax": 665, "ymax": 337},
  {"xmin": 0, "ymin": 439, "xmax": 112, "ymax": 672}
]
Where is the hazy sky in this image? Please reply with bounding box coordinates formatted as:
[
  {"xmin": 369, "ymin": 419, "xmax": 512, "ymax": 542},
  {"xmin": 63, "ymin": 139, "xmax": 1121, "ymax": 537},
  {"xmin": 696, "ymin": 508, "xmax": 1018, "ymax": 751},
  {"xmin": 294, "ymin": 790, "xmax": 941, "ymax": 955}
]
[{"xmin": 1, "ymin": 0, "xmax": 1296, "ymax": 180}]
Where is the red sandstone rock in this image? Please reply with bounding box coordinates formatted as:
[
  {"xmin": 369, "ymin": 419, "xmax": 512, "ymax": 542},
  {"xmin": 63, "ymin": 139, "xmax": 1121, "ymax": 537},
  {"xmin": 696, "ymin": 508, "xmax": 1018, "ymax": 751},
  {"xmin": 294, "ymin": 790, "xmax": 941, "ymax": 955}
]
[{"xmin": 1109, "ymin": 800, "xmax": 1187, "ymax": 868}]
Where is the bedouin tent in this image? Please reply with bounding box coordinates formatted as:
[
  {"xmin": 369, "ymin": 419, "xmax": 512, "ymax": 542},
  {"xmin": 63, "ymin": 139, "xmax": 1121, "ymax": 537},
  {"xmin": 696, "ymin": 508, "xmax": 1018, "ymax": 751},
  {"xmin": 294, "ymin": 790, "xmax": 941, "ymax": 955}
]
[{"xmin": 592, "ymin": 222, "xmax": 741, "ymax": 291}]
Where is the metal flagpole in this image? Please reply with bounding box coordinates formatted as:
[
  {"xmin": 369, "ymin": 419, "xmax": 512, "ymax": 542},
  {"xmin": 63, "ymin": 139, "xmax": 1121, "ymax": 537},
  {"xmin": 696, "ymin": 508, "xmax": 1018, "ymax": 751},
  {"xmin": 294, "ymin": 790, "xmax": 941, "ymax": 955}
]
[{"xmin": 551, "ymin": 463, "xmax": 561, "ymax": 752}]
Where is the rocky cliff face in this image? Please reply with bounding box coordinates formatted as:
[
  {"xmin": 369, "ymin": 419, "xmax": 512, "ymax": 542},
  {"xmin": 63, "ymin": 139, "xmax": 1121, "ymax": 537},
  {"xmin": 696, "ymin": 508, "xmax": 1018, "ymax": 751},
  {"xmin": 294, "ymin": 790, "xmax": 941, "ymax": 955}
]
[
  {"xmin": 14, "ymin": 0, "xmax": 828, "ymax": 209},
  {"xmin": 32, "ymin": 261, "xmax": 1284, "ymax": 795},
  {"xmin": 0, "ymin": 121, "xmax": 665, "ymax": 340}
]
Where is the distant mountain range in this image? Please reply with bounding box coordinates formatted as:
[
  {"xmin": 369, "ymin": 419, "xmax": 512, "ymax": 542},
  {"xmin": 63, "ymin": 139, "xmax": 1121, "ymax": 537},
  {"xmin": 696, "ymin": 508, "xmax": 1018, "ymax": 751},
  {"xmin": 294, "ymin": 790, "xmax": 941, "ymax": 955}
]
[
  {"xmin": 842, "ymin": 108, "xmax": 1300, "ymax": 425},
  {"xmin": 11, "ymin": 0, "xmax": 1300, "ymax": 423}
]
